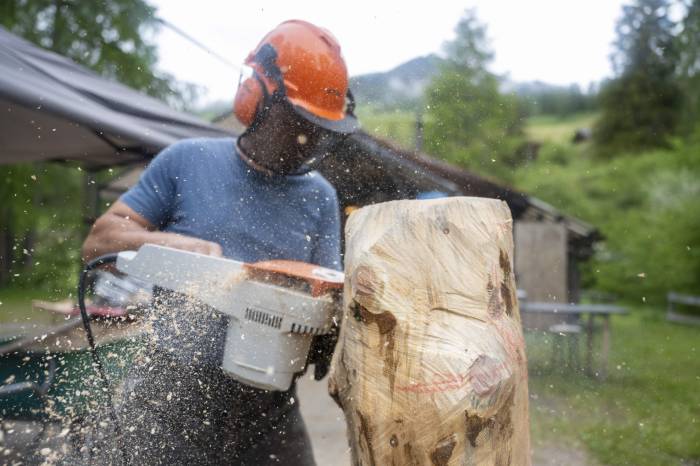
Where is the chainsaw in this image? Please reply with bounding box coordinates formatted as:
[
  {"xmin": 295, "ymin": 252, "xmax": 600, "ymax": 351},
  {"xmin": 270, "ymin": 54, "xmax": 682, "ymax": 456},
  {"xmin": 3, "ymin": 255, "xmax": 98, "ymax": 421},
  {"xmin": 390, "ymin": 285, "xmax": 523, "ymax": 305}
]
[{"xmin": 79, "ymin": 244, "xmax": 344, "ymax": 393}]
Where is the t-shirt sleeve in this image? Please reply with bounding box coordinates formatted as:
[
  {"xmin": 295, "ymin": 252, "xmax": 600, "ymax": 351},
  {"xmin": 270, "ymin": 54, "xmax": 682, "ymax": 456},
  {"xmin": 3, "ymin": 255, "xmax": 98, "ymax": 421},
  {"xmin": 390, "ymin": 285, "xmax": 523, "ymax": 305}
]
[
  {"xmin": 311, "ymin": 186, "xmax": 342, "ymax": 271},
  {"xmin": 119, "ymin": 144, "xmax": 180, "ymax": 227}
]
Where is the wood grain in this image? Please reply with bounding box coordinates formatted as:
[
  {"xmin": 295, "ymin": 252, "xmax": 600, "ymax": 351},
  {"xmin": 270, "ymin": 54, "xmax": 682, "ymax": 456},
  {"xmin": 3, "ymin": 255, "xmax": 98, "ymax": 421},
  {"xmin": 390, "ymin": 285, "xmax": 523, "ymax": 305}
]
[{"xmin": 329, "ymin": 197, "xmax": 530, "ymax": 466}]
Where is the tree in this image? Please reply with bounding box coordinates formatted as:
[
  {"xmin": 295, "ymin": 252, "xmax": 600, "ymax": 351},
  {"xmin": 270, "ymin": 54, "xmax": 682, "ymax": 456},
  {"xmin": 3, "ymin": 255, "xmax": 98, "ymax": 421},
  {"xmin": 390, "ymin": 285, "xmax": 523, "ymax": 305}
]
[
  {"xmin": 594, "ymin": 0, "xmax": 683, "ymax": 155},
  {"xmin": 0, "ymin": 1, "xmax": 193, "ymax": 290},
  {"xmin": 0, "ymin": 0, "xmax": 193, "ymax": 106},
  {"xmin": 424, "ymin": 10, "xmax": 525, "ymax": 181},
  {"xmin": 676, "ymin": 0, "xmax": 700, "ymax": 136}
]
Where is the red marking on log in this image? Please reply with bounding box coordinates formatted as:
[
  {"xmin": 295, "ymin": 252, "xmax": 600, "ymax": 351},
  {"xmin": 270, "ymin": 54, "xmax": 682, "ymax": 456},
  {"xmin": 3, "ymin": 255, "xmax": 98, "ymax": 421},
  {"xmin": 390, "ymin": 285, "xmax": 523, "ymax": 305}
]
[
  {"xmin": 468, "ymin": 355, "xmax": 510, "ymax": 396},
  {"xmin": 394, "ymin": 356, "xmax": 511, "ymax": 396},
  {"xmin": 396, "ymin": 372, "xmax": 469, "ymax": 394}
]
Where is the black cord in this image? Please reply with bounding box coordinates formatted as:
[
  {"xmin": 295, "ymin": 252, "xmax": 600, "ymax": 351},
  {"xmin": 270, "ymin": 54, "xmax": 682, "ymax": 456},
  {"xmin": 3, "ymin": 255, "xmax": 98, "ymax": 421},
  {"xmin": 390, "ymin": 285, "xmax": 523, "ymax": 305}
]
[{"xmin": 78, "ymin": 253, "xmax": 127, "ymax": 464}]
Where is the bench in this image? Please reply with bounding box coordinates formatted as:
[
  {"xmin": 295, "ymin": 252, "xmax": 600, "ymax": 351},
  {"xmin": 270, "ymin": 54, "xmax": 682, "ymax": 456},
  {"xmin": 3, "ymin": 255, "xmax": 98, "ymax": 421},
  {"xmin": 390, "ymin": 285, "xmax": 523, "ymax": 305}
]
[
  {"xmin": 520, "ymin": 301, "xmax": 627, "ymax": 379},
  {"xmin": 667, "ymin": 292, "xmax": 700, "ymax": 326}
]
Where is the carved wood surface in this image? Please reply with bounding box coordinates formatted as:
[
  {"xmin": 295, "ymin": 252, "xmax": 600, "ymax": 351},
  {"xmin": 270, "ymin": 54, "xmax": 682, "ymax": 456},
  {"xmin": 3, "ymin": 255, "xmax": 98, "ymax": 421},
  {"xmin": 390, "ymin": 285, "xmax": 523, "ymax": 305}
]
[{"xmin": 329, "ymin": 197, "xmax": 530, "ymax": 466}]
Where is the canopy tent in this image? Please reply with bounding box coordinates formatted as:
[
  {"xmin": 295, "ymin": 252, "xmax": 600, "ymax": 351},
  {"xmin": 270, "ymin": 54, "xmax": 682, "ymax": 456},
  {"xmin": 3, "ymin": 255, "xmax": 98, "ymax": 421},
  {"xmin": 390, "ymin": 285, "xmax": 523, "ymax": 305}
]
[{"xmin": 0, "ymin": 26, "xmax": 230, "ymax": 168}]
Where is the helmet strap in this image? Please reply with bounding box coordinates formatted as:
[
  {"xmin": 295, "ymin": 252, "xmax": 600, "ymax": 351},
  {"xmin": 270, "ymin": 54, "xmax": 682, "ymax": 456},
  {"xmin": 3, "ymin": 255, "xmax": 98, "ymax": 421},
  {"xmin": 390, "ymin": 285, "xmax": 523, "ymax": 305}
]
[
  {"xmin": 256, "ymin": 43, "xmax": 287, "ymax": 97},
  {"xmin": 242, "ymin": 43, "xmax": 287, "ymax": 135},
  {"xmin": 346, "ymin": 89, "xmax": 356, "ymax": 117}
]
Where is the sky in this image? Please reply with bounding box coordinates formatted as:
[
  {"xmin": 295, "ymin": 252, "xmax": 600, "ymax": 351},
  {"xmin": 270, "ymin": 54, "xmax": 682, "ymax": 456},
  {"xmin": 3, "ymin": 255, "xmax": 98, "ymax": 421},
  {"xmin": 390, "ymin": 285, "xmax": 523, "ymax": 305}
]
[{"xmin": 151, "ymin": 0, "xmax": 627, "ymax": 105}]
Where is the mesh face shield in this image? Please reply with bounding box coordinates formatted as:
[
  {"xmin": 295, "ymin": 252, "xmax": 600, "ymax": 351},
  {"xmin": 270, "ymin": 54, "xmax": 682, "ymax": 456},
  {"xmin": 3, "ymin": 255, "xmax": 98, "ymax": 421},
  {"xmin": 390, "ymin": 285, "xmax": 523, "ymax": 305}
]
[{"xmin": 284, "ymin": 104, "xmax": 350, "ymax": 175}]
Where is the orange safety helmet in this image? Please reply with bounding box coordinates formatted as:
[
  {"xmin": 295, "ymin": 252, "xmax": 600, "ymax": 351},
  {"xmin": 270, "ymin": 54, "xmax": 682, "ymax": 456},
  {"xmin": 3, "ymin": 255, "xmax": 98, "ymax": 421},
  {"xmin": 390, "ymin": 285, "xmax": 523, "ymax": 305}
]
[{"xmin": 233, "ymin": 20, "xmax": 358, "ymax": 134}]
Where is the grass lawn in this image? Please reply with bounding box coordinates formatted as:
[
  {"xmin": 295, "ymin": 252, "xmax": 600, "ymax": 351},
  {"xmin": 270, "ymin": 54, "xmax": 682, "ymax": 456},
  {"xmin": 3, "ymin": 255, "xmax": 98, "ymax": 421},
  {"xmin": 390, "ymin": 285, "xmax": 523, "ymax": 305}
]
[
  {"xmin": 526, "ymin": 307, "xmax": 700, "ymax": 465},
  {"xmin": 525, "ymin": 112, "xmax": 598, "ymax": 145}
]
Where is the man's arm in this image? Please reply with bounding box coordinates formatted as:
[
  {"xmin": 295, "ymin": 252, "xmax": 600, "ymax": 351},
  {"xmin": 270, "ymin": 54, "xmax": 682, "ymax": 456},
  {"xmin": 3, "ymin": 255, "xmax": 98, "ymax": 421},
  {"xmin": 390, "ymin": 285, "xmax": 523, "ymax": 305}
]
[{"xmin": 81, "ymin": 200, "xmax": 222, "ymax": 262}]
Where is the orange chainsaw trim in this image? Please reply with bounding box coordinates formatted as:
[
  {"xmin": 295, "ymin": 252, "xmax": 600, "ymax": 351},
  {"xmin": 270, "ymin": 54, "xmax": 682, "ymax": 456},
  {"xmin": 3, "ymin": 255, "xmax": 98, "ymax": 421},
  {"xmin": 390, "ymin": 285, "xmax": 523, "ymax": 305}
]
[{"xmin": 244, "ymin": 260, "xmax": 344, "ymax": 297}]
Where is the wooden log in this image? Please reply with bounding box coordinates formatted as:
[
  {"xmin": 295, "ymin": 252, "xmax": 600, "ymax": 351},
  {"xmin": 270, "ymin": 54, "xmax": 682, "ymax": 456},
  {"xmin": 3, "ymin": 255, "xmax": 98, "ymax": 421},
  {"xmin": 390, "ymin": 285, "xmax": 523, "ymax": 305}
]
[{"xmin": 329, "ymin": 197, "xmax": 530, "ymax": 466}]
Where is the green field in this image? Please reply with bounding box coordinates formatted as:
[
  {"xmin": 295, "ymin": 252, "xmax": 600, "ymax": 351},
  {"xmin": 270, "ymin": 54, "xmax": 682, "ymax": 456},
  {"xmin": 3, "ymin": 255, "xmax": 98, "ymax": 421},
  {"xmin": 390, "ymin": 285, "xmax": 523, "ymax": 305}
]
[
  {"xmin": 525, "ymin": 112, "xmax": 598, "ymax": 145},
  {"xmin": 356, "ymin": 108, "xmax": 599, "ymax": 150}
]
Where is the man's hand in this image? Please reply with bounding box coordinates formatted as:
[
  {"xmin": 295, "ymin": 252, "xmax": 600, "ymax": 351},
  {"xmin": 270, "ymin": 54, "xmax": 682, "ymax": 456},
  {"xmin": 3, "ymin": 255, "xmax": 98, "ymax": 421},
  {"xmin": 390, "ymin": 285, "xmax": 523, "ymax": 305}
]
[{"xmin": 82, "ymin": 201, "xmax": 223, "ymax": 262}]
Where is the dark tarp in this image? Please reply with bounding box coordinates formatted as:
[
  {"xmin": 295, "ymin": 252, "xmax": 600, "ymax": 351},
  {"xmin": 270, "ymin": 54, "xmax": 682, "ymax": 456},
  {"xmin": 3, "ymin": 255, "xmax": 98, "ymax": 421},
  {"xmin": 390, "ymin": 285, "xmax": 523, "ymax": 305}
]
[{"xmin": 0, "ymin": 26, "xmax": 231, "ymax": 168}]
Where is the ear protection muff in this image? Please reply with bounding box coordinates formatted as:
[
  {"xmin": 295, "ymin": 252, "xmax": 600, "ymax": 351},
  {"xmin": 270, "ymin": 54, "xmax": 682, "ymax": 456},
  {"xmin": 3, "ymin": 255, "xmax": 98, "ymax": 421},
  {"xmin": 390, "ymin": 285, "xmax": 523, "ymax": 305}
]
[
  {"xmin": 233, "ymin": 75, "xmax": 264, "ymax": 127},
  {"xmin": 234, "ymin": 44, "xmax": 287, "ymax": 129}
]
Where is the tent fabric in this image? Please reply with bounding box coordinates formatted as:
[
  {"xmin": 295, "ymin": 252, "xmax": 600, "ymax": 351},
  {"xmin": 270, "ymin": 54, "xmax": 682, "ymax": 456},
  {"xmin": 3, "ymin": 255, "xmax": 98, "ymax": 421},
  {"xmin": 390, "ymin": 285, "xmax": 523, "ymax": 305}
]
[{"xmin": 0, "ymin": 26, "xmax": 231, "ymax": 168}]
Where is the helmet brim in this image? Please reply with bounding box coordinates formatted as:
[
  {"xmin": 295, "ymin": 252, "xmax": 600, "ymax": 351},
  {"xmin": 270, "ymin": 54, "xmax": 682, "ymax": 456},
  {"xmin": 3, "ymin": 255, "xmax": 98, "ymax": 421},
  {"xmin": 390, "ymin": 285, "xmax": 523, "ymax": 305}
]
[{"xmin": 292, "ymin": 104, "xmax": 359, "ymax": 135}]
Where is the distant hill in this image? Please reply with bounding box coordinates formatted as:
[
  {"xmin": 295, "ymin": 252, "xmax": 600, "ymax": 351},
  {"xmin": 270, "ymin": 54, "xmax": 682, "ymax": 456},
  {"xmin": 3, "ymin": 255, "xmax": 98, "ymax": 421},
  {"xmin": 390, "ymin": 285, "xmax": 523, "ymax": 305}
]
[
  {"xmin": 350, "ymin": 54, "xmax": 444, "ymax": 111},
  {"xmin": 349, "ymin": 55, "xmax": 596, "ymax": 116},
  {"xmin": 198, "ymin": 55, "xmax": 596, "ymax": 119}
]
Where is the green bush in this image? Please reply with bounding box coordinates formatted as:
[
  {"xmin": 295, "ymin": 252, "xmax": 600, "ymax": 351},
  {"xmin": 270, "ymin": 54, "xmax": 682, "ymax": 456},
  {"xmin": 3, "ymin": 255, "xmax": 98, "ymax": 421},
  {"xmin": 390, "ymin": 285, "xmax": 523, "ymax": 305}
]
[{"xmin": 515, "ymin": 137, "xmax": 700, "ymax": 305}]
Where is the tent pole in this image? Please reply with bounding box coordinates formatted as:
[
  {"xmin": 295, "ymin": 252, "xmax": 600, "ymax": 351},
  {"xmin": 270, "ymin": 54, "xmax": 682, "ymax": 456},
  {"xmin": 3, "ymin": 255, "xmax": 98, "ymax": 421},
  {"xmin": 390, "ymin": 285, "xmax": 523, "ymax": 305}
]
[{"xmin": 83, "ymin": 168, "xmax": 99, "ymax": 234}]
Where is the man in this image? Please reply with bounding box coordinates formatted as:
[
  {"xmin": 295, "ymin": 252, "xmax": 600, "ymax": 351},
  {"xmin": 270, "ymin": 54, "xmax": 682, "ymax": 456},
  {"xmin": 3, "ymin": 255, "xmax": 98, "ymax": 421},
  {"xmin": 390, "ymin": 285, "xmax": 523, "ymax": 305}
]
[{"xmin": 82, "ymin": 19, "xmax": 357, "ymax": 465}]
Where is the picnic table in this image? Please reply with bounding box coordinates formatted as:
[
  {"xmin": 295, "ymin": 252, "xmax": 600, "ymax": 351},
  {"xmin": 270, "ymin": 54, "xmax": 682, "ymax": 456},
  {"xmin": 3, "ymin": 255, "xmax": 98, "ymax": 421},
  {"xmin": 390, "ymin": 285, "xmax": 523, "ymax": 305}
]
[{"xmin": 520, "ymin": 301, "xmax": 628, "ymax": 379}]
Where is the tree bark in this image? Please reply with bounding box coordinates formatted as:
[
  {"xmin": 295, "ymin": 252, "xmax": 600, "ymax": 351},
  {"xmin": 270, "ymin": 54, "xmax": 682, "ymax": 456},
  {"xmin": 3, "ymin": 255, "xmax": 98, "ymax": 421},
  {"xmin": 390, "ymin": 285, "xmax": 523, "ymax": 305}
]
[{"xmin": 329, "ymin": 197, "xmax": 530, "ymax": 466}]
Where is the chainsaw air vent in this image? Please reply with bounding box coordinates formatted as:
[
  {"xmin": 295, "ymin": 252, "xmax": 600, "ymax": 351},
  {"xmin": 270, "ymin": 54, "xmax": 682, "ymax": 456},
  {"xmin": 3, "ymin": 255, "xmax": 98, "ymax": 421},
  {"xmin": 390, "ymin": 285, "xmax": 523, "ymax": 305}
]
[
  {"xmin": 244, "ymin": 307, "xmax": 282, "ymax": 329},
  {"xmin": 290, "ymin": 323, "xmax": 324, "ymax": 335}
]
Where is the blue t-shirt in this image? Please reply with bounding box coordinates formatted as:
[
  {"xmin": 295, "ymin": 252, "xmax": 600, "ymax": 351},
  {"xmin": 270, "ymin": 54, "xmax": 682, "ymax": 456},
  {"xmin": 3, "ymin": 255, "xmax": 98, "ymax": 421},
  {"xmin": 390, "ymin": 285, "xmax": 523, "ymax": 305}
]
[
  {"xmin": 121, "ymin": 137, "xmax": 341, "ymax": 269},
  {"xmin": 120, "ymin": 137, "xmax": 342, "ymax": 364}
]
